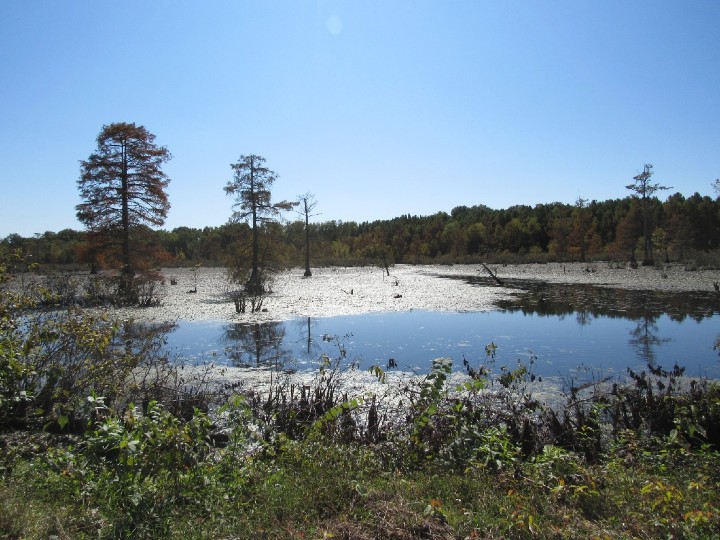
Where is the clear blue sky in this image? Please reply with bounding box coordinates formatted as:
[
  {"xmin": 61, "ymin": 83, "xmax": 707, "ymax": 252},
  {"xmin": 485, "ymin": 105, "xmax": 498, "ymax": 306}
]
[{"xmin": 1, "ymin": 0, "xmax": 719, "ymax": 238}]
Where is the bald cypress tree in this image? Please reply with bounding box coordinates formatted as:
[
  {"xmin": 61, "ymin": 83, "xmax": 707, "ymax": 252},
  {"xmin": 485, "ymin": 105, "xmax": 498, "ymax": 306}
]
[
  {"xmin": 625, "ymin": 164, "xmax": 671, "ymax": 265},
  {"xmin": 224, "ymin": 154, "xmax": 296, "ymax": 294},
  {"xmin": 76, "ymin": 122, "xmax": 171, "ymax": 298}
]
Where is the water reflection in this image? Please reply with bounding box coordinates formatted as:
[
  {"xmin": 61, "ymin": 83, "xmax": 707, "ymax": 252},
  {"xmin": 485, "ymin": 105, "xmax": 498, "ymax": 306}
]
[
  {"xmin": 223, "ymin": 321, "xmax": 293, "ymax": 368},
  {"xmin": 628, "ymin": 317, "xmax": 671, "ymax": 364},
  {"xmin": 576, "ymin": 309, "xmax": 592, "ymax": 327},
  {"xmin": 162, "ymin": 273, "xmax": 720, "ymax": 381},
  {"xmin": 445, "ymin": 275, "xmax": 720, "ymax": 374},
  {"xmin": 222, "ymin": 317, "xmax": 351, "ymax": 369},
  {"xmin": 122, "ymin": 320, "xmax": 177, "ymax": 359},
  {"xmin": 454, "ymin": 275, "xmax": 719, "ymax": 322},
  {"xmin": 296, "ymin": 316, "xmax": 320, "ymax": 357}
]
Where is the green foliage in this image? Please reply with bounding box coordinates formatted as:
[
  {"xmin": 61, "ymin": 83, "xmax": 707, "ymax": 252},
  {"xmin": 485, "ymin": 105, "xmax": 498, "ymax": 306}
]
[
  {"xmin": 0, "ymin": 252, "xmax": 173, "ymax": 431},
  {"xmin": 609, "ymin": 364, "xmax": 720, "ymax": 449},
  {"xmin": 2, "ymin": 377, "xmax": 720, "ymax": 539},
  {"xmin": 0, "ymin": 252, "xmax": 38, "ymax": 425},
  {"xmin": 409, "ymin": 357, "xmax": 453, "ymax": 448},
  {"xmin": 2, "ymin": 307, "xmax": 174, "ymax": 431},
  {"xmin": 2, "ymin": 273, "xmax": 720, "ymax": 539},
  {"xmin": 7, "ymin": 187, "xmax": 720, "ymax": 267},
  {"xmin": 249, "ymin": 344, "xmax": 369, "ymax": 443},
  {"xmin": 29, "ymin": 400, "xmax": 217, "ymax": 538}
]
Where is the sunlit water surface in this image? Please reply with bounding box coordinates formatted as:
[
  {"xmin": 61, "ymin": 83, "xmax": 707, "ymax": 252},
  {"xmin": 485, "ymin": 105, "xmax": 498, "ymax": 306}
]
[{"xmin": 163, "ymin": 277, "xmax": 720, "ymax": 382}]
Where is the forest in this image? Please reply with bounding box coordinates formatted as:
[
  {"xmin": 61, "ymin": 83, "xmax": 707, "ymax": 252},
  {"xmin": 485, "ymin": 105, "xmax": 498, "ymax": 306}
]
[{"xmin": 4, "ymin": 190, "xmax": 720, "ymax": 270}]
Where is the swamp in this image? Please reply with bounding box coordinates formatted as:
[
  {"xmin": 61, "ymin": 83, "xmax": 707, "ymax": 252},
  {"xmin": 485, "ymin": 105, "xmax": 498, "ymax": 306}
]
[{"xmin": 2, "ymin": 262, "xmax": 720, "ymax": 539}]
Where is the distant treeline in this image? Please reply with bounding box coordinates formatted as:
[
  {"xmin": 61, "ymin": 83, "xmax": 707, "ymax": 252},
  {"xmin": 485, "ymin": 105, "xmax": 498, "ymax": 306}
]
[{"xmin": 3, "ymin": 192, "xmax": 720, "ymax": 269}]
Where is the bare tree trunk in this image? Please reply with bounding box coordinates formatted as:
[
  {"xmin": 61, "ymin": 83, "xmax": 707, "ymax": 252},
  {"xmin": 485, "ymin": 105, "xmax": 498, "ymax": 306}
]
[
  {"xmin": 304, "ymin": 206, "xmax": 312, "ymax": 277},
  {"xmin": 120, "ymin": 143, "xmax": 132, "ymax": 275},
  {"xmin": 120, "ymin": 142, "xmax": 135, "ymax": 300},
  {"xmin": 642, "ymin": 194, "xmax": 651, "ymax": 265},
  {"xmin": 248, "ymin": 160, "xmax": 262, "ymax": 293}
]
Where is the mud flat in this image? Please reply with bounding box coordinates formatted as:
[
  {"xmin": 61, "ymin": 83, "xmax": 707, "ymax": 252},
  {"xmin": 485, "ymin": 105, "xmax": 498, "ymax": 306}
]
[{"xmin": 114, "ymin": 262, "xmax": 720, "ymax": 324}]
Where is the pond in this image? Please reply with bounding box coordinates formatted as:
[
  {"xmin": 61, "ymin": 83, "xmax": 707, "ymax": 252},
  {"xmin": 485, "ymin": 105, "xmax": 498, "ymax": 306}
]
[{"xmin": 163, "ymin": 278, "xmax": 720, "ymax": 382}]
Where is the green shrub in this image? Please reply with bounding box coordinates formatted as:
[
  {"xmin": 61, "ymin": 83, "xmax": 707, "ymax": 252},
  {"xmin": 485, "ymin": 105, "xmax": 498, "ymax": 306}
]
[
  {"xmin": 1, "ymin": 251, "xmax": 177, "ymax": 431},
  {"xmin": 45, "ymin": 400, "xmax": 217, "ymax": 538}
]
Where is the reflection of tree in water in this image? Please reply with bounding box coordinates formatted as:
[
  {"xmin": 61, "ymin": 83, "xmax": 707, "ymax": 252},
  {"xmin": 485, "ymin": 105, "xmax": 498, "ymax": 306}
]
[
  {"xmin": 450, "ymin": 274, "xmax": 719, "ymax": 366},
  {"xmin": 292, "ymin": 317, "xmax": 321, "ymax": 357},
  {"xmin": 576, "ymin": 309, "xmax": 592, "ymax": 327},
  {"xmin": 456, "ymin": 276, "xmax": 720, "ymax": 322},
  {"xmin": 124, "ymin": 321, "xmax": 177, "ymax": 359},
  {"xmin": 306, "ymin": 317, "xmax": 312, "ymax": 354},
  {"xmin": 223, "ymin": 321, "xmax": 293, "ymax": 368},
  {"xmin": 289, "ymin": 317, "xmax": 358, "ymax": 367},
  {"xmin": 628, "ymin": 316, "xmax": 671, "ymax": 364}
]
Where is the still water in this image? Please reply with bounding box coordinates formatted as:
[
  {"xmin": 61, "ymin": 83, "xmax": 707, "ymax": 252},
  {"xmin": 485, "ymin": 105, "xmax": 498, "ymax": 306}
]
[{"xmin": 163, "ymin": 279, "xmax": 720, "ymax": 381}]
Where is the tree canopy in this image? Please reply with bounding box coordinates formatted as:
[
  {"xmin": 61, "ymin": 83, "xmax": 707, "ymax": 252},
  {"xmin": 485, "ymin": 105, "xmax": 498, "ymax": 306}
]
[
  {"xmin": 625, "ymin": 164, "xmax": 672, "ymax": 264},
  {"xmin": 224, "ymin": 154, "xmax": 295, "ymax": 293},
  {"xmin": 6, "ymin": 190, "xmax": 720, "ymax": 270},
  {"xmin": 76, "ymin": 122, "xmax": 172, "ymax": 277}
]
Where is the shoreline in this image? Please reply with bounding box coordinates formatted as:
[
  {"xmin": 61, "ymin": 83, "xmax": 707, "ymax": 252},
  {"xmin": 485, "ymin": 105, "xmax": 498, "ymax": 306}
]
[
  {"xmin": 113, "ymin": 262, "xmax": 720, "ymax": 324},
  {"xmin": 116, "ymin": 262, "xmax": 718, "ymax": 409}
]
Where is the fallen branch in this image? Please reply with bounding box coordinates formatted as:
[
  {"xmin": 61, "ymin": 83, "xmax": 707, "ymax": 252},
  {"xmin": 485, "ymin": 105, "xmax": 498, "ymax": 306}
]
[{"xmin": 480, "ymin": 263, "xmax": 503, "ymax": 285}]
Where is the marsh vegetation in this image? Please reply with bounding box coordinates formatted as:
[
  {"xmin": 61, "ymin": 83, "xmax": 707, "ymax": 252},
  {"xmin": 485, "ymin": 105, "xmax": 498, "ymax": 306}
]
[{"xmin": 1, "ymin": 254, "xmax": 719, "ymax": 539}]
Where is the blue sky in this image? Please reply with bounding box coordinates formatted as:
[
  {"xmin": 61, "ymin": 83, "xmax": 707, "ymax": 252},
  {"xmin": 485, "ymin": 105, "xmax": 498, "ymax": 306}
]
[{"xmin": 1, "ymin": 1, "xmax": 719, "ymax": 237}]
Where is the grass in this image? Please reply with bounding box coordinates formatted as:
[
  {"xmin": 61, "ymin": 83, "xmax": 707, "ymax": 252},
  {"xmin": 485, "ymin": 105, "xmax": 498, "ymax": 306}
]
[{"xmin": 1, "ymin": 408, "xmax": 719, "ymax": 539}]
